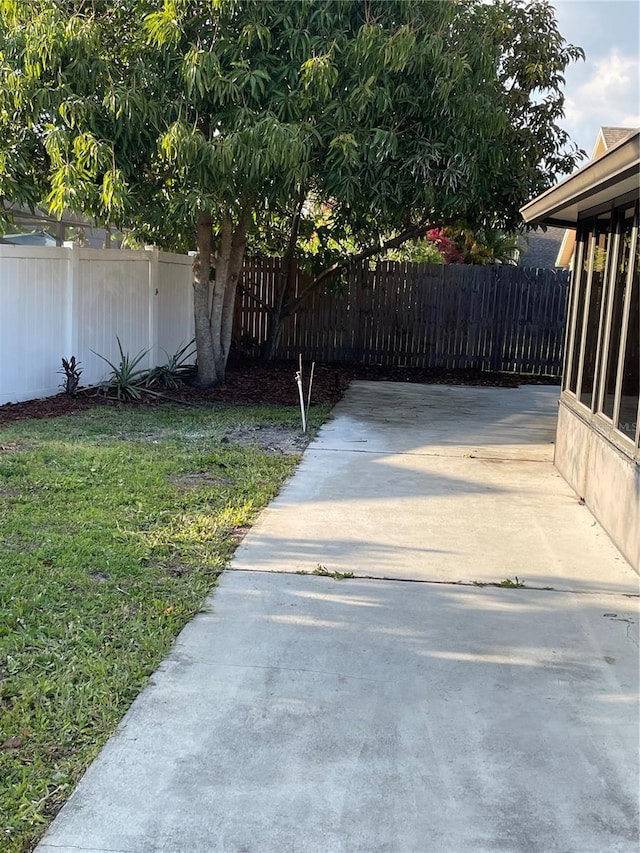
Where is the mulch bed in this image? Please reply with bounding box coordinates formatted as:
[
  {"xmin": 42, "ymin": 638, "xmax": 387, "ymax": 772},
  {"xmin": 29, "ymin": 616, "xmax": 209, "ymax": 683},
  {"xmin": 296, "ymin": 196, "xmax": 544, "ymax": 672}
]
[{"xmin": 0, "ymin": 359, "xmax": 560, "ymax": 427}]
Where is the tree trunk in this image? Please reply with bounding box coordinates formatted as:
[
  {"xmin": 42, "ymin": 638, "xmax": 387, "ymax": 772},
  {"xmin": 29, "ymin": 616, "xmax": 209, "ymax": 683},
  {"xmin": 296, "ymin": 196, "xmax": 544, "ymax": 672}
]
[
  {"xmin": 219, "ymin": 213, "xmax": 249, "ymax": 379},
  {"xmin": 262, "ymin": 313, "xmax": 285, "ymax": 361},
  {"xmin": 205, "ymin": 214, "xmax": 249, "ymax": 385},
  {"xmin": 192, "ymin": 209, "xmax": 220, "ymax": 388},
  {"xmin": 192, "ymin": 210, "xmax": 249, "ymax": 388},
  {"xmin": 210, "ymin": 218, "xmax": 232, "ymax": 377}
]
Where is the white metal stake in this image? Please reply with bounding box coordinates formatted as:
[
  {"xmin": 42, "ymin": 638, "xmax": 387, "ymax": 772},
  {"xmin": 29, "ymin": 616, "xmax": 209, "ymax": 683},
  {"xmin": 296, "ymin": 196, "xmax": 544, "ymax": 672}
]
[
  {"xmin": 305, "ymin": 361, "xmax": 315, "ymax": 426},
  {"xmin": 295, "ymin": 369, "xmax": 307, "ymax": 433}
]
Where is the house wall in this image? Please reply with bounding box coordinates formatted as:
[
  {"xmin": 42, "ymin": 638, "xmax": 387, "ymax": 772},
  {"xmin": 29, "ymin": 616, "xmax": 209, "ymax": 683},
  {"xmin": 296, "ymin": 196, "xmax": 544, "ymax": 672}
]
[
  {"xmin": 555, "ymin": 400, "xmax": 640, "ymax": 572},
  {"xmin": 0, "ymin": 244, "xmax": 193, "ymax": 404}
]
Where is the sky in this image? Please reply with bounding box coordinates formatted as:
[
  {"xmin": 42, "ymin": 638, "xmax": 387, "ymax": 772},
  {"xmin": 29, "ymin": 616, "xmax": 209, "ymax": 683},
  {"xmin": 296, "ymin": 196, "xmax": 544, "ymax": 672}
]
[{"xmin": 552, "ymin": 0, "xmax": 640, "ymax": 162}]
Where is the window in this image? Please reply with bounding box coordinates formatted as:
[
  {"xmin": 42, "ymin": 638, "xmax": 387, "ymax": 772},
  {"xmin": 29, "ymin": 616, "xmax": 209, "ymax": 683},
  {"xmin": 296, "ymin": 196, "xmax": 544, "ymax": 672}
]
[
  {"xmin": 563, "ymin": 199, "xmax": 639, "ymax": 455},
  {"xmin": 579, "ymin": 220, "xmax": 610, "ymax": 406},
  {"xmin": 566, "ymin": 229, "xmax": 592, "ymax": 394},
  {"xmin": 618, "ymin": 235, "xmax": 639, "ymax": 440},
  {"xmin": 600, "ymin": 207, "xmax": 635, "ymax": 421}
]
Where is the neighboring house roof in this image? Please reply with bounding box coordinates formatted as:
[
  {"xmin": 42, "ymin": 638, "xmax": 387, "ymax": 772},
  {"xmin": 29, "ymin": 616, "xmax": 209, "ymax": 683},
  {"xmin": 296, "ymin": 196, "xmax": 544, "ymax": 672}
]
[
  {"xmin": 555, "ymin": 126, "xmax": 638, "ymax": 267},
  {"xmin": 519, "ymin": 226, "xmax": 565, "ymax": 269},
  {"xmin": 600, "ymin": 127, "xmax": 635, "ymax": 149},
  {"xmin": 2, "ymin": 203, "xmax": 118, "ymax": 248},
  {"xmin": 520, "ymin": 129, "xmax": 640, "ymax": 227},
  {"xmin": 0, "ymin": 229, "xmax": 58, "ymax": 246}
]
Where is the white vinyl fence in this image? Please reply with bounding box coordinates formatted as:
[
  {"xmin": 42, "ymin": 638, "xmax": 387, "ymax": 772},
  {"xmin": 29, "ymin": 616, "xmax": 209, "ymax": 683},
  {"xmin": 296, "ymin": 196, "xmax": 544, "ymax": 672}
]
[{"xmin": 0, "ymin": 245, "xmax": 194, "ymax": 404}]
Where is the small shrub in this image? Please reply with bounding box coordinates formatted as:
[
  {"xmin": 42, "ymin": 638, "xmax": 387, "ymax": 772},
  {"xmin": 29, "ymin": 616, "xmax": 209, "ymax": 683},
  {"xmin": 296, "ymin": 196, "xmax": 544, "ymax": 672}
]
[{"xmin": 59, "ymin": 356, "xmax": 82, "ymax": 397}]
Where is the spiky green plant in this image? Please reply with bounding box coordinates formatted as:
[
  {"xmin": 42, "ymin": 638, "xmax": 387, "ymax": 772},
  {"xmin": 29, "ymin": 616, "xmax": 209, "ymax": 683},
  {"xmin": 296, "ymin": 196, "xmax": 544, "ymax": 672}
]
[
  {"xmin": 145, "ymin": 341, "xmax": 197, "ymax": 391},
  {"xmin": 92, "ymin": 337, "xmax": 155, "ymax": 401}
]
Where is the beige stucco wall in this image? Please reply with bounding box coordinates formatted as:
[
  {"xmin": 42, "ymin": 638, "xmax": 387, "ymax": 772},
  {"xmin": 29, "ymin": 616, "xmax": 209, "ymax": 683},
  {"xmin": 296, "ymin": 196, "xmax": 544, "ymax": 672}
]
[{"xmin": 555, "ymin": 399, "xmax": 640, "ymax": 572}]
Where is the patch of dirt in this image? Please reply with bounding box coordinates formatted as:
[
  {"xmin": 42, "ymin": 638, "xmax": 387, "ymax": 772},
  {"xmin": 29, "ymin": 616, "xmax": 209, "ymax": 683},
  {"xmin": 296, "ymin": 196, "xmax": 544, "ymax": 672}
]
[
  {"xmin": 139, "ymin": 432, "xmax": 168, "ymax": 443},
  {"xmin": 165, "ymin": 561, "xmax": 193, "ymax": 578},
  {"xmin": 0, "ymin": 736, "xmax": 22, "ymax": 752},
  {"xmin": 0, "ymin": 486, "xmax": 20, "ymax": 497},
  {"xmin": 0, "ymin": 359, "xmax": 560, "ymax": 427},
  {"xmin": 0, "ymin": 440, "xmax": 30, "ymax": 452},
  {"xmin": 2, "ymin": 533, "xmax": 38, "ymax": 552},
  {"xmin": 223, "ymin": 424, "xmax": 310, "ymax": 455},
  {"xmin": 89, "ymin": 571, "xmax": 110, "ymax": 584},
  {"xmin": 230, "ymin": 525, "xmax": 252, "ymax": 544}
]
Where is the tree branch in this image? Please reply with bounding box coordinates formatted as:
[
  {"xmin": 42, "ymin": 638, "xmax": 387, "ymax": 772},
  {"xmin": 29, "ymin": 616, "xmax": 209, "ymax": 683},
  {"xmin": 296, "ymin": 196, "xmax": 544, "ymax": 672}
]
[
  {"xmin": 261, "ymin": 184, "xmax": 310, "ymax": 359},
  {"xmin": 275, "ymin": 183, "xmax": 308, "ymax": 314},
  {"xmin": 238, "ymin": 283, "xmax": 271, "ymax": 311},
  {"xmin": 289, "ymin": 221, "xmax": 430, "ymax": 314}
]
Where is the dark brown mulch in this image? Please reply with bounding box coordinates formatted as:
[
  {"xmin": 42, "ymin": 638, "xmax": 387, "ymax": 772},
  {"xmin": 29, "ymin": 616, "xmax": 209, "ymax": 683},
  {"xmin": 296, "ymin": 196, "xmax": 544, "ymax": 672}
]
[{"xmin": 0, "ymin": 360, "xmax": 559, "ymax": 427}]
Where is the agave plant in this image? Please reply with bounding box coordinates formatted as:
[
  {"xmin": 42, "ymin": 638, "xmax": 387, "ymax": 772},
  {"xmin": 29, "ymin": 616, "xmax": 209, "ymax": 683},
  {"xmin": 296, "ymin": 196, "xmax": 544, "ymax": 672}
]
[
  {"xmin": 92, "ymin": 337, "xmax": 156, "ymax": 401},
  {"xmin": 145, "ymin": 340, "xmax": 196, "ymax": 390}
]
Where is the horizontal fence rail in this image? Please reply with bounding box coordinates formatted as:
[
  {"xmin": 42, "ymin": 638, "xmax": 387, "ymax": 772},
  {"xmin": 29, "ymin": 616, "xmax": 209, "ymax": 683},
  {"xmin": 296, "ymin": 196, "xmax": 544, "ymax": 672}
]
[{"xmin": 234, "ymin": 259, "xmax": 570, "ymax": 375}]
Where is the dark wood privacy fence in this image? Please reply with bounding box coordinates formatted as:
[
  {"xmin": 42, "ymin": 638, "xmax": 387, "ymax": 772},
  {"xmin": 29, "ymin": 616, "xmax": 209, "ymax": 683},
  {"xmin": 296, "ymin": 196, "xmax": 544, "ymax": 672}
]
[{"xmin": 234, "ymin": 258, "xmax": 570, "ymax": 375}]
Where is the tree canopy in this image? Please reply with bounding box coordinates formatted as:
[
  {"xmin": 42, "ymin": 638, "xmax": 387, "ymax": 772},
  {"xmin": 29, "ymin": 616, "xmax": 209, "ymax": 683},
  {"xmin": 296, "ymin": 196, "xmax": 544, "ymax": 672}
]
[{"xmin": 0, "ymin": 0, "xmax": 584, "ymax": 383}]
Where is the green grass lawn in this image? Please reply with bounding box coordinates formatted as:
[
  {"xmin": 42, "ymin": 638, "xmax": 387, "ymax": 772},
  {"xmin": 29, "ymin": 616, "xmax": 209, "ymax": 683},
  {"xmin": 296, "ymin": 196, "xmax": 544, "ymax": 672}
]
[{"xmin": 0, "ymin": 401, "xmax": 329, "ymax": 852}]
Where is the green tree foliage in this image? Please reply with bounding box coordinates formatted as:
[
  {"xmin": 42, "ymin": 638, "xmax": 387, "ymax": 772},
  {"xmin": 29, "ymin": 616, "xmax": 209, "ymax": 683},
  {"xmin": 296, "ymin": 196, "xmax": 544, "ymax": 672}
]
[
  {"xmin": 447, "ymin": 227, "xmax": 522, "ymax": 266},
  {"xmin": 0, "ymin": 0, "xmax": 584, "ymax": 383},
  {"xmin": 385, "ymin": 237, "xmax": 447, "ymax": 266}
]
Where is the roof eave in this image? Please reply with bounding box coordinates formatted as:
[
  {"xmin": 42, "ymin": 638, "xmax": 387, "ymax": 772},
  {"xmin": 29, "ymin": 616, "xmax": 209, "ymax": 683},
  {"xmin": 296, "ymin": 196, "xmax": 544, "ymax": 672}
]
[{"xmin": 520, "ymin": 129, "xmax": 640, "ymax": 227}]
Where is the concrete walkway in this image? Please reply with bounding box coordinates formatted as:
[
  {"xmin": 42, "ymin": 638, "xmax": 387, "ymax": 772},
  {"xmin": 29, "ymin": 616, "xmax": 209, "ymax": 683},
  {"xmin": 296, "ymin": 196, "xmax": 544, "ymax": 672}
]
[{"xmin": 38, "ymin": 384, "xmax": 639, "ymax": 853}]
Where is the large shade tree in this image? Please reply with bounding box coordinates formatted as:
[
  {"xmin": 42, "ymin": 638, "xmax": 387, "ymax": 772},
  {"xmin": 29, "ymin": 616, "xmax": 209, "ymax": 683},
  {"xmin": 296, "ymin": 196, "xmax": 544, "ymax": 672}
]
[{"xmin": 0, "ymin": 0, "xmax": 584, "ymax": 384}]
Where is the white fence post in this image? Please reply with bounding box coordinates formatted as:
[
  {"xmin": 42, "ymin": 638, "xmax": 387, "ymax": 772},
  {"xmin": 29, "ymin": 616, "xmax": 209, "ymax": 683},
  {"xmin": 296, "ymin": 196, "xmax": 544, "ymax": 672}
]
[
  {"xmin": 147, "ymin": 246, "xmax": 160, "ymax": 368},
  {"xmin": 67, "ymin": 243, "xmax": 79, "ymax": 361}
]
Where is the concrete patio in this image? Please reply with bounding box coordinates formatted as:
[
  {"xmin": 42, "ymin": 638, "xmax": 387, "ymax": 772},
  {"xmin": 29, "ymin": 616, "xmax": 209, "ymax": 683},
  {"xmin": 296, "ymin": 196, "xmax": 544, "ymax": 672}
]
[
  {"xmin": 37, "ymin": 383, "xmax": 639, "ymax": 853},
  {"xmin": 234, "ymin": 383, "xmax": 637, "ymax": 594}
]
